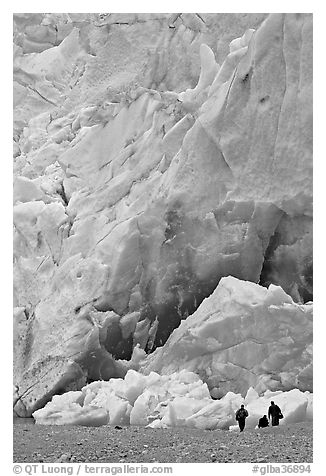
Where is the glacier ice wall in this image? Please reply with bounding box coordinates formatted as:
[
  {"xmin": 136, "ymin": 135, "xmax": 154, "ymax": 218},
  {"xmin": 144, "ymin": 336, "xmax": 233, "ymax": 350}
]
[{"xmin": 13, "ymin": 13, "xmax": 312, "ymax": 416}]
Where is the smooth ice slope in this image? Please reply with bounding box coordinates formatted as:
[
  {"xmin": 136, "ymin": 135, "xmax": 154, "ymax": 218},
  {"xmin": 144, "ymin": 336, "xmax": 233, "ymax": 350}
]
[
  {"xmin": 141, "ymin": 277, "xmax": 313, "ymax": 397},
  {"xmin": 33, "ymin": 369, "xmax": 312, "ymax": 429},
  {"xmin": 13, "ymin": 13, "xmax": 312, "ymax": 415}
]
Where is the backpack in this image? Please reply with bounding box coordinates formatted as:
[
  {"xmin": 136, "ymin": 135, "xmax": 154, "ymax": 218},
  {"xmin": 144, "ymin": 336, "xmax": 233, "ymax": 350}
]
[{"xmin": 236, "ymin": 408, "xmax": 248, "ymax": 420}]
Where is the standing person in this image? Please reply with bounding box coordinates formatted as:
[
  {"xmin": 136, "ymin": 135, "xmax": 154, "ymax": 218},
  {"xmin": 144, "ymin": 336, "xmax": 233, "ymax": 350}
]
[
  {"xmin": 235, "ymin": 404, "xmax": 249, "ymax": 432},
  {"xmin": 268, "ymin": 401, "xmax": 282, "ymax": 426}
]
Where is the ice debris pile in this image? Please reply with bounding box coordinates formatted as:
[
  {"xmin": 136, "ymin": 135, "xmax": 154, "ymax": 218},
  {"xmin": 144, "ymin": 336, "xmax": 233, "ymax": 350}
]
[
  {"xmin": 14, "ymin": 13, "xmax": 312, "ymax": 416},
  {"xmin": 33, "ymin": 368, "xmax": 312, "ymax": 429}
]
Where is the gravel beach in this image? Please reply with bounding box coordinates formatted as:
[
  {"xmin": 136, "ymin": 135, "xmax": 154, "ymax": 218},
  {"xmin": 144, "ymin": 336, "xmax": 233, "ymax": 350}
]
[{"xmin": 13, "ymin": 421, "xmax": 312, "ymax": 463}]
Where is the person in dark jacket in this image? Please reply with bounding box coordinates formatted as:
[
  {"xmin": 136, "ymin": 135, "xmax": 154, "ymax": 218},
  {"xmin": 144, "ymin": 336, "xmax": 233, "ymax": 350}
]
[
  {"xmin": 268, "ymin": 401, "xmax": 282, "ymax": 426},
  {"xmin": 235, "ymin": 404, "xmax": 249, "ymax": 432},
  {"xmin": 258, "ymin": 415, "xmax": 269, "ymax": 428}
]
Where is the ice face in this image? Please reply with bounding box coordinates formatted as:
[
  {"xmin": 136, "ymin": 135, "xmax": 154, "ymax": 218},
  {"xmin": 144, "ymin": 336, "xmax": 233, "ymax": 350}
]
[{"xmin": 14, "ymin": 14, "xmax": 312, "ymax": 415}]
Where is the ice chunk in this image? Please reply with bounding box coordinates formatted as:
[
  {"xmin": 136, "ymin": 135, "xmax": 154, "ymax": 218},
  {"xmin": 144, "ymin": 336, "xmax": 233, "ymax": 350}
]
[
  {"xmin": 130, "ymin": 390, "xmax": 162, "ymax": 426},
  {"xmin": 13, "ymin": 176, "xmax": 44, "ymax": 203},
  {"xmin": 178, "ymin": 43, "xmax": 219, "ymax": 109},
  {"xmin": 229, "ymin": 28, "xmax": 255, "ymax": 52},
  {"xmin": 33, "ymin": 390, "xmax": 108, "ymax": 426},
  {"xmin": 142, "ymin": 277, "xmax": 312, "ymax": 396},
  {"xmin": 40, "ymin": 405, "xmax": 108, "ymax": 426},
  {"xmin": 245, "ymin": 387, "xmax": 260, "ymax": 404},
  {"xmin": 306, "ymin": 393, "xmax": 313, "ymax": 421},
  {"xmin": 185, "ymin": 392, "xmax": 242, "ymax": 430}
]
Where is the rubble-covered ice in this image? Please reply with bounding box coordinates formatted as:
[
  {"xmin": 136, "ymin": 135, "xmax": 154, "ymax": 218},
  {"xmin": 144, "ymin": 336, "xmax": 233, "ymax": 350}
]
[{"xmin": 33, "ymin": 369, "xmax": 312, "ymax": 429}]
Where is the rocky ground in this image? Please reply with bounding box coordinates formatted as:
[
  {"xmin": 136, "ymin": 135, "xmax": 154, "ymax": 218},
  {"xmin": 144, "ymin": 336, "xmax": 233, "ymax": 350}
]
[{"xmin": 13, "ymin": 420, "xmax": 312, "ymax": 463}]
